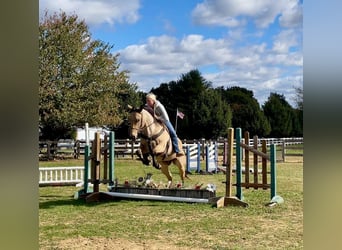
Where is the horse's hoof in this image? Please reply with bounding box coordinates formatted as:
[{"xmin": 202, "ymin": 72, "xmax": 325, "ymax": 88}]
[
  {"xmin": 153, "ymin": 163, "xmax": 161, "ymax": 170},
  {"xmin": 142, "ymin": 160, "xmax": 150, "ymax": 166}
]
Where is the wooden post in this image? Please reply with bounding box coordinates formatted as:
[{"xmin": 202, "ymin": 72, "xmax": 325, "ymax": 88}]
[
  {"xmin": 236, "ymin": 128, "xmax": 243, "ymax": 200},
  {"xmin": 225, "ymin": 128, "xmax": 234, "ymax": 197},
  {"xmin": 253, "ymin": 135, "xmax": 258, "ymax": 189},
  {"xmin": 244, "ymin": 131, "xmax": 250, "ymax": 188},
  {"xmin": 91, "ymin": 132, "xmax": 101, "ymax": 193},
  {"xmin": 103, "ymin": 134, "xmax": 108, "ymax": 181},
  {"xmin": 262, "ymin": 140, "xmax": 267, "ymax": 189},
  {"xmin": 214, "ymin": 128, "xmax": 248, "ymax": 208}
]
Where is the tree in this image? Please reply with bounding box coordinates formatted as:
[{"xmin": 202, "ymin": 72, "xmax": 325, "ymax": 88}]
[
  {"xmin": 292, "ymin": 86, "xmax": 303, "ymax": 136},
  {"xmin": 39, "ymin": 11, "xmax": 138, "ymax": 139},
  {"xmin": 293, "ymin": 86, "xmax": 303, "ymax": 111},
  {"xmin": 220, "ymin": 86, "xmax": 270, "ymax": 136},
  {"xmin": 263, "ymin": 93, "xmax": 294, "ymax": 137},
  {"xmin": 148, "ymin": 70, "xmax": 232, "ymax": 139},
  {"xmin": 192, "ymin": 89, "xmax": 232, "ymax": 139}
]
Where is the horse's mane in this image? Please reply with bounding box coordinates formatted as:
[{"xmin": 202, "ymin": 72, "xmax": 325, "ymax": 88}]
[
  {"xmin": 142, "ymin": 105, "xmax": 154, "ymax": 118},
  {"xmin": 140, "ymin": 105, "xmax": 164, "ymax": 126},
  {"xmin": 129, "ymin": 104, "xmax": 161, "ymax": 125}
]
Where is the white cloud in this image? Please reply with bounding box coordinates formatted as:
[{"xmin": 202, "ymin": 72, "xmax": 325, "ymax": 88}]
[
  {"xmin": 39, "ymin": 0, "xmax": 141, "ymax": 26},
  {"xmin": 272, "ymin": 29, "xmax": 300, "ymax": 53},
  {"xmin": 117, "ymin": 32, "xmax": 302, "ymax": 106},
  {"xmin": 279, "ymin": 0, "xmax": 303, "ymax": 28},
  {"xmin": 192, "ymin": 0, "xmax": 302, "ymax": 29},
  {"xmin": 39, "ymin": 0, "xmax": 302, "ymax": 107}
]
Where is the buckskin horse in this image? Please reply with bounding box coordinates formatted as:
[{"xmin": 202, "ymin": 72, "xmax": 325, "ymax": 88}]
[{"xmin": 127, "ymin": 105, "xmax": 187, "ymax": 188}]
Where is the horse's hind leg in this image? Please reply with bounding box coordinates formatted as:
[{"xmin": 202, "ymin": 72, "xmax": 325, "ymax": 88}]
[
  {"xmin": 160, "ymin": 163, "xmax": 173, "ymax": 188},
  {"xmin": 173, "ymin": 155, "xmax": 187, "ymax": 185}
]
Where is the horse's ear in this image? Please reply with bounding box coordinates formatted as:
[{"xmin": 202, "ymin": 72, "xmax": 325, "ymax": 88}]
[
  {"xmin": 127, "ymin": 104, "xmax": 143, "ymax": 112},
  {"xmin": 127, "ymin": 104, "xmax": 134, "ymax": 112}
]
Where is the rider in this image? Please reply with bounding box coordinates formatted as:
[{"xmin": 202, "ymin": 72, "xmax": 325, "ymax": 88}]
[{"xmin": 145, "ymin": 93, "xmax": 182, "ymax": 156}]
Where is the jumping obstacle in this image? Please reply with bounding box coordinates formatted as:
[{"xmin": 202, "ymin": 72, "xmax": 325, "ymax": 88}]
[
  {"xmin": 205, "ymin": 142, "xmax": 218, "ymax": 173},
  {"xmin": 77, "ymin": 131, "xmax": 216, "ymax": 203},
  {"xmin": 216, "ymin": 127, "xmax": 284, "ymax": 208},
  {"xmin": 185, "ymin": 143, "xmax": 201, "ymax": 172},
  {"xmin": 76, "ymin": 131, "xmax": 115, "ymax": 198},
  {"xmin": 185, "ymin": 142, "xmax": 218, "ymax": 173}
]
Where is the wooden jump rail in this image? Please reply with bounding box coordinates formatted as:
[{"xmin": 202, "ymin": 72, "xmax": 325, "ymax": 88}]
[{"xmin": 217, "ymin": 128, "xmax": 284, "ymax": 207}]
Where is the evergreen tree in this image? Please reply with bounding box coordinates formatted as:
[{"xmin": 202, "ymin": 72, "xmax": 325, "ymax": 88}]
[
  {"xmin": 192, "ymin": 89, "xmax": 232, "ymax": 139},
  {"xmin": 221, "ymin": 86, "xmax": 270, "ymax": 136},
  {"xmin": 149, "ymin": 70, "xmax": 232, "ymax": 139},
  {"xmin": 263, "ymin": 93, "xmax": 294, "ymax": 137}
]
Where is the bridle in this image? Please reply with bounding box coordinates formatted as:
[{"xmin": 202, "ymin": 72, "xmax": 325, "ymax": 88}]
[
  {"xmin": 130, "ymin": 111, "xmax": 155, "ymax": 133},
  {"xmin": 130, "ymin": 110, "xmax": 165, "ymax": 141}
]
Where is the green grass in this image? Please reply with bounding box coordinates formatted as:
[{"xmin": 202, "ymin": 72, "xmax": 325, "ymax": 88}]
[{"xmin": 39, "ymin": 157, "xmax": 303, "ymax": 249}]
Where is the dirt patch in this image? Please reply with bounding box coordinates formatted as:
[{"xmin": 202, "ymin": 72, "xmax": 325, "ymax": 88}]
[{"xmin": 46, "ymin": 236, "xmax": 204, "ymax": 250}]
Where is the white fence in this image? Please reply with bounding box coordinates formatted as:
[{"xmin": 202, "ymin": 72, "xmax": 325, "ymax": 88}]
[
  {"xmin": 39, "ymin": 166, "xmax": 84, "ymax": 186},
  {"xmin": 39, "ymin": 137, "xmax": 303, "ymax": 161}
]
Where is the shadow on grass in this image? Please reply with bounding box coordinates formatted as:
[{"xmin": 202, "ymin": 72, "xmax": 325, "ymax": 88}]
[
  {"xmin": 39, "ymin": 196, "xmax": 123, "ymax": 209},
  {"xmin": 39, "ymin": 195, "xmax": 194, "ymax": 210}
]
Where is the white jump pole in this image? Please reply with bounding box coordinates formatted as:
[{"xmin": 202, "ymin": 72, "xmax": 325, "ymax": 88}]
[
  {"xmin": 102, "ymin": 192, "xmax": 210, "ymax": 203},
  {"xmin": 85, "ymin": 122, "xmax": 89, "ymax": 146}
]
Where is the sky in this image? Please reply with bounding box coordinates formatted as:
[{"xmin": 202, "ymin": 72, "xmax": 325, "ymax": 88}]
[{"xmin": 39, "ymin": 0, "xmax": 303, "ymax": 107}]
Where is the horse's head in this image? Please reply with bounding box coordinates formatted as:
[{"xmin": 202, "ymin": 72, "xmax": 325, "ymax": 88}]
[{"xmin": 127, "ymin": 105, "xmax": 144, "ymax": 141}]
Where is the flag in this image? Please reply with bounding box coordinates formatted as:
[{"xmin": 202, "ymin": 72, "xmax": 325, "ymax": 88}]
[{"xmin": 177, "ymin": 109, "xmax": 185, "ymax": 119}]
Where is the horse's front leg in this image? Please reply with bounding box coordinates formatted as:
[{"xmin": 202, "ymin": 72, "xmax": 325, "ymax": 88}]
[
  {"xmin": 136, "ymin": 139, "xmax": 152, "ymax": 166},
  {"xmin": 151, "ymin": 154, "xmax": 161, "ymax": 169}
]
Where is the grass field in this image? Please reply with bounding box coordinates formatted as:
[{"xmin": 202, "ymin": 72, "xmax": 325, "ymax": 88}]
[{"xmin": 39, "ymin": 156, "xmax": 303, "ymax": 249}]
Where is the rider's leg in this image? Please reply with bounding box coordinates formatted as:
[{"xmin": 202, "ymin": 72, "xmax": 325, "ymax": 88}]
[{"xmin": 164, "ymin": 120, "xmax": 180, "ymax": 154}]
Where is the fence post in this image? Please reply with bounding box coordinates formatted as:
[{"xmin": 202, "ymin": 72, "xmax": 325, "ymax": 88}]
[
  {"xmin": 270, "ymin": 144, "xmax": 277, "ymax": 199},
  {"xmin": 226, "ymin": 128, "xmax": 234, "ymax": 197},
  {"xmin": 269, "ymin": 144, "xmax": 284, "ymax": 205},
  {"xmin": 236, "ymin": 128, "xmax": 243, "ymax": 200}
]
